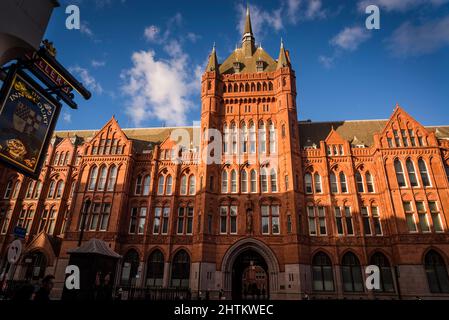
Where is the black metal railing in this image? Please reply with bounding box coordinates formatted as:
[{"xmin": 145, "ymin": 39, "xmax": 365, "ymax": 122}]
[{"xmin": 116, "ymin": 286, "xmax": 191, "ymax": 300}]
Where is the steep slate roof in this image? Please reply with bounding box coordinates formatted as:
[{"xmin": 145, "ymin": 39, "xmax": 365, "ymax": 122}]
[
  {"xmin": 54, "ymin": 127, "xmax": 199, "ymax": 152},
  {"xmin": 219, "ymin": 46, "xmax": 278, "ymax": 74},
  {"xmin": 54, "ymin": 122, "xmax": 449, "ymax": 153},
  {"xmin": 299, "ymin": 120, "xmax": 449, "ymax": 148}
]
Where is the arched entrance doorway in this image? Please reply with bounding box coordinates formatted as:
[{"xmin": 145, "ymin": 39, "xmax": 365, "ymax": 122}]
[
  {"xmin": 221, "ymin": 238, "xmax": 279, "ymax": 300},
  {"xmin": 232, "ymin": 249, "xmax": 269, "ymax": 300}
]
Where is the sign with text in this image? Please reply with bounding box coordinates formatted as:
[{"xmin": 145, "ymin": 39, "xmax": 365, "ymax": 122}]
[
  {"xmin": 0, "ymin": 66, "xmax": 61, "ymax": 178},
  {"xmin": 13, "ymin": 226, "xmax": 26, "ymax": 239},
  {"xmin": 25, "ymin": 51, "xmax": 75, "ymax": 95}
]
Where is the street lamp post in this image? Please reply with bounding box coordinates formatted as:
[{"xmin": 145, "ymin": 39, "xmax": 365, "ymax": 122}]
[{"xmin": 77, "ymin": 199, "xmax": 91, "ymax": 247}]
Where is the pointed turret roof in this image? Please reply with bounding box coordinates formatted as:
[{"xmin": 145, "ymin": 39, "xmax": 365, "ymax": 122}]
[
  {"xmin": 243, "ymin": 5, "xmax": 253, "ymax": 37},
  {"xmin": 277, "ymin": 38, "xmax": 289, "ymax": 69},
  {"xmin": 205, "ymin": 44, "xmax": 219, "ymax": 73}
]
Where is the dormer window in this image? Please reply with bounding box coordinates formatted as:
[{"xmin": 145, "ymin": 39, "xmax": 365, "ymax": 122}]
[
  {"xmin": 256, "ymin": 60, "xmax": 264, "ymax": 72},
  {"xmin": 233, "ymin": 62, "xmax": 241, "ymax": 73}
]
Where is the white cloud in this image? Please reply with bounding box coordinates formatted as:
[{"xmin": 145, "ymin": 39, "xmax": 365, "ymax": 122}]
[
  {"xmin": 143, "ymin": 13, "xmax": 199, "ymax": 45},
  {"xmin": 358, "ymin": 0, "xmax": 448, "ymax": 12},
  {"xmin": 318, "ymin": 55, "xmax": 335, "ymax": 68},
  {"xmin": 186, "ymin": 32, "xmax": 201, "ymax": 43},
  {"xmin": 63, "ymin": 112, "xmax": 72, "ymax": 123},
  {"xmin": 144, "ymin": 25, "xmax": 160, "ymax": 42},
  {"xmin": 121, "ymin": 43, "xmax": 200, "ymax": 126},
  {"xmin": 318, "ymin": 26, "xmax": 370, "ymax": 68},
  {"xmin": 91, "ymin": 60, "xmax": 106, "ymax": 68},
  {"xmin": 286, "ymin": 0, "xmax": 326, "ymax": 24},
  {"xmin": 235, "ymin": 1, "xmax": 327, "ymax": 39},
  {"xmin": 286, "ymin": 0, "xmax": 301, "ymax": 23},
  {"xmin": 387, "ymin": 15, "xmax": 449, "ymax": 57},
  {"xmin": 331, "ymin": 26, "xmax": 371, "ymax": 51},
  {"xmin": 80, "ymin": 21, "xmax": 94, "ymax": 38},
  {"xmin": 69, "ymin": 66, "xmax": 103, "ymax": 95},
  {"xmin": 236, "ymin": 3, "xmax": 283, "ymax": 38}
]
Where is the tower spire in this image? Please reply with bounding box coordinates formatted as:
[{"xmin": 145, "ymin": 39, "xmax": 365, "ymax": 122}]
[
  {"xmin": 243, "ymin": 4, "xmax": 253, "ymax": 36},
  {"xmin": 277, "ymin": 38, "xmax": 289, "ymax": 69},
  {"xmin": 206, "ymin": 43, "xmax": 219, "ymax": 73},
  {"xmin": 242, "ymin": 4, "xmax": 255, "ymax": 57}
]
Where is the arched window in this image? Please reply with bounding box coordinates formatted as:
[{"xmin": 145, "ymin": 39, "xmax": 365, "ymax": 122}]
[
  {"xmin": 312, "ymin": 252, "xmax": 334, "ymax": 292},
  {"xmin": 12, "ymin": 181, "xmax": 21, "ymax": 199},
  {"xmin": 3, "ymin": 180, "xmax": 13, "ymax": 199},
  {"xmin": 121, "ymin": 250, "xmax": 140, "ymax": 286},
  {"xmin": 143, "ymin": 175, "xmax": 151, "ymax": 195},
  {"xmin": 366, "ymin": 172, "xmax": 374, "ymax": 193},
  {"xmin": 406, "ymin": 159, "xmax": 419, "ymax": 187},
  {"xmin": 188, "ymin": 175, "xmax": 196, "ymax": 195},
  {"xmin": 259, "ymin": 121, "xmax": 266, "ymax": 153},
  {"xmin": 355, "ymin": 172, "xmax": 364, "ymax": 193},
  {"xmin": 166, "ymin": 175, "xmax": 173, "ymax": 195},
  {"xmin": 230, "ymin": 170, "xmax": 237, "ymax": 193},
  {"xmin": 180, "ymin": 175, "xmax": 187, "ymax": 195},
  {"xmin": 55, "ymin": 181, "xmax": 64, "ymax": 199},
  {"xmin": 107, "ymin": 165, "xmax": 118, "ymax": 191},
  {"xmin": 223, "ymin": 124, "xmax": 229, "ymax": 154},
  {"xmin": 339, "ymin": 172, "xmax": 347, "ymax": 193},
  {"xmin": 97, "ymin": 166, "xmax": 107, "ymax": 191},
  {"xmin": 70, "ymin": 180, "xmax": 77, "ymax": 199},
  {"xmin": 330, "ymin": 172, "xmax": 338, "ymax": 193},
  {"xmin": 394, "ymin": 159, "xmax": 406, "ymax": 187},
  {"xmin": 314, "ymin": 173, "xmax": 322, "ymax": 193},
  {"xmin": 157, "ymin": 175, "xmax": 165, "ymax": 195},
  {"xmin": 33, "ymin": 181, "xmax": 42, "ymax": 199},
  {"xmin": 418, "ymin": 159, "xmax": 431, "ymax": 187},
  {"xmin": 341, "ymin": 252, "xmax": 364, "ymax": 292},
  {"xmin": 241, "ymin": 170, "xmax": 248, "ymax": 193},
  {"xmin": 269, "ymin": 121, "xmax": 276, "ymax": 153},
  {"xmin": 425, "ymin": 250, "xmax": 449, "ymax": 293},
  {"xmin": 134, "ymin": 175, "xmax": 143, "ymax": 195},
  {"xmin": 231, "ymin": 123, "xmax": 237, "ymax": 154},
  {"xmin": 47, "ymin": 180, "xmax": 56, "ymax": 198},
  {"xmin": 146, "ymin": 250, "xmax": 164, "ymax": 287},
  {"xmin": 59, "ymin": 152, "xmax": 65, "ymax": 166},
  {"xmin": 221, "ymin": 171, "xmax": 228, "ymax": 193},
  {"xmin": 64, "ymin": 152, "xmax": 71, "ymax": 165},
  {"xmin": 26, "ymin": 181, "xmax": 35, "ymax": 199},
  {"xmin": 261, "ymin": 169, "xmax": 268, "ymax": 193},
  {"xmin": 370, "ymin": 253, "xmax": 395, "ymax": 292},
  {"xmin": 88, "ymin": 166, "xmax": 98, "ymax": 191},
  {"xmin": 241, "ymin": 122, "xmax": 248, "ymax": 153},
  {"xmin": 270, "ymin": 168, "xmax": 277, "ymax": 192},
  {"xmin": 171, "ymin": 250, "xmax": 190, "ymax": 288},
  {"xmin": 53, "ymin": 152, "xmax": 59, "ymax": 166},
  {"xmin": 250, "ymin": 169, "xmax": 257, "ymax": 193},
  {"xmin": 304, "ymin": 173, "xmax": 313, "ymax": 194},
  {"xmin": 249, "ymin": 121, "xmax": 256, "ymax": 154}
]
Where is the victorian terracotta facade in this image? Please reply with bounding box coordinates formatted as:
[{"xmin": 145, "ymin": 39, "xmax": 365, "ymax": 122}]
[{"xmin": 1, "ymin": 8, "xmax": 449, "ymax": 300}]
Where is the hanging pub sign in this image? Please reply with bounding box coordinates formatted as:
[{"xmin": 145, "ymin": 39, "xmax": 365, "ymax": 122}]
[{"xmin": 0, "ymin": 65, "xmax": 61, "ymax": 178}]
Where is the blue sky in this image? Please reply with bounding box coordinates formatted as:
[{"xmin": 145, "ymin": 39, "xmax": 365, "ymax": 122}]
[{"xmin": 45, "ymin": 0, "xmax": 449, "ymax": 130}]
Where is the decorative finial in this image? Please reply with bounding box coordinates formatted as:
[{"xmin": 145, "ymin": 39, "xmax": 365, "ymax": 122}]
[
  {"xmin": 246, "ymin": 3, "xmax": 250, "ymax": 16},
  {"xmin": 281, "ymin": 37, "xmax": 284, "ymax": 48},
  {"xmin": 42, "ymin": 39, "xmax": 57, "ymax": 57}
]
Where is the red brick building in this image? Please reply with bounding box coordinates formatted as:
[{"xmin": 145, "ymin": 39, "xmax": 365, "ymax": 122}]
[{"xmin": 1, "ymin": 9, "xmax": 449, "ymax": 300}]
